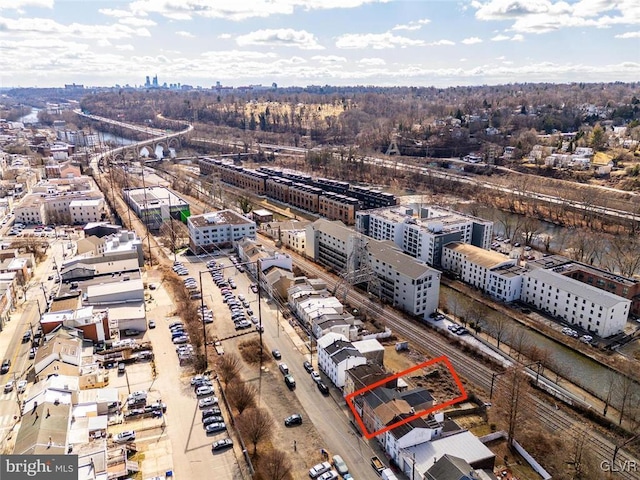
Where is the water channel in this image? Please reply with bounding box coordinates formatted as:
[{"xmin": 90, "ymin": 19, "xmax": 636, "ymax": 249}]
[{"xmin": 442, "ymin": 284, "xmax": 639, "ymax": 413}]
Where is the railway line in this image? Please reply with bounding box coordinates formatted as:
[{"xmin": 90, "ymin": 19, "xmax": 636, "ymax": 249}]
[{"xmin": 295, "ymin": 255, "xmax": 640, "ymax": 478}]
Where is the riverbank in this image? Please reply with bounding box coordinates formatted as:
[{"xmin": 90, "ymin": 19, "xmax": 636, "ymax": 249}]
[{"xmin": 440, "ymin": 276, "xmax": 639, "ymax": 430}]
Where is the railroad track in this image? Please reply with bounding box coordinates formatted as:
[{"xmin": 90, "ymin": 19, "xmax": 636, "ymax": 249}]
[{"xmin": 297, "ymin": 258, "xmax": 640, "ymax": 478}]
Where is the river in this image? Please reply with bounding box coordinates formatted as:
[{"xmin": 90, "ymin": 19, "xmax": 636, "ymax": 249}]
[{"xmin": 442, "ymin": 285, "xmax": 639, "ymax": 413}]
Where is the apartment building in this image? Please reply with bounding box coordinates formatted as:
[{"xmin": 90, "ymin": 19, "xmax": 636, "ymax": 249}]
[
  {"xmin": 521, "ymin": 267, "xmax": 629, "ymax": 337},
  {"xmin": 188, "ymin": 210, "xmax": 255, "ymax": 252},
  {"xmin": 306, "ymin": 219, "xmax": 441, "ymax": 318},
  {"xmin": 319, "ymin": 192, "xmax": 359, "ymax": 225},
  {"xmin": 357, "ymin": 206, "xmax": 493, "ymax": 268},
  {"xmin": 442, "ymin": 242, "xmax": 523, "ymax": 302},
  {"xmin": 266, "ymin": 177, "xmax": 292, "ymax": 203},
  {"xmin": 123, "ymin": 186, "xmax": 190, "ymax": 230},
  {"xmin": 364, "ymin": 240, "xmax": 441, "ymax": 318},
  {"xmin": 317, "ymin": 333, "xmax": 367, "ymax": 388},
  {"xmin": 14, "ymin": 197, "xmax": 47, "ymax": 224},
  {"xmin": 306, "ymin": 219, "xmax": 356, "ymax": 273}
]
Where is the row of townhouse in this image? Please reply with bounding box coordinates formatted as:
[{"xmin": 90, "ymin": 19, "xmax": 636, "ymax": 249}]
[
  {"xmin": 199, "ymin": 157, "xmax": 395, "ymax": 225},
  {"xmin": 356, "ymin": 205, "xmax": 493, "ymax": 268},
  {"xmin": 259, "ymin": 166, "xmax": 398, "ymax": 210},
  {"xmin": 313, "ymin": 341, "xmax": 498, "ymax": 475},
  {"xmin": 441, "ymin": 244, "xmax": 634, "ymax": 337},
  {"xmin": 305, "ymin": 218, "xmax": 441, "ymax": 319}
]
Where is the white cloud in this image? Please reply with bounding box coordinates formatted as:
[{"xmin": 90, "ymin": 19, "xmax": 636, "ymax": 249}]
[
  {"xmin": 615, "ymin": 31, "xmax": 640, "ymax": 38},
  {"xmin": 358, "ymin": 57, "xmax": 386, "ymax": 65},
  {"xmin": 391, "ymin": 18, "xmax": 431, "ymax": 31},
  {"xmin": 0, "ymin": 16, "xmax": 151, "ymax": 40},
  {"xmin": 336, "ymin": 32, "xmax": 424, "ymax": 49},
  {"xmin": 472, "ymin": 0, "xmax": 640, "ymax": 34},
  {"xmin": 0, "ymin": 0, "xmax": 53, "ymax": 10},
  {"xmin": 236, "ymin": 29, "xmax": 323, "ymax": 50},
  {"xmin": 98, "ymin": 8, "xmax": 133, "ymax": 18},
  {"xmin": 427, "ymin": 39, "xmax": 455, "ymax": 46},
  {"xmin": 491, "ymin": 33, "xmax": 524, "ymax": 41},
  {"xmin": 116, "ymin": 44, "xmax": 135, "ymax": 51},
  {"xmin": 118, "ymin": 17, "xmax": 157, "ymax": 27},
  {"xmin": 462, "ymin": 36, "xmax": 483, "ymax": 44},
  {"xmin": 176, "ymin": 31, "xmax": 194, "ymax": 38},
  {"xmin": 128, "ymin": 0, "xmax": 390, "ymax": 22},
  {"xmin": 218, "ymin": 33, "xmax": 232, "ymax": 39},
  {"xmin": 311, "ymin": 55, "xmax": 347, "ymax": 64}
]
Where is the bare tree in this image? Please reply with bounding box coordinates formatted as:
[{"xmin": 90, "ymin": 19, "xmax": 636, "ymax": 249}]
[
  {"xmin": 215, "ymin": 353, "xmax": 242, "ymax": 388},
  {"xmin": 615, "ymin": 366, "xmax": 639, "ymax": 426},
  {"xmin": 488, "ymin": 315, "xmax": 510, "ymax": 349},
  {"xmin": 565, "ymin": 425, "xmax": 600, "ymax": 479},
  {"xmin": 258, "ymin": 449, "xmax": 293, "ymax": 480},
  {"xmin": 227, "ymin": 381, "xmax": 257, "ymax": 415},
  {"xmin": 237, "ymin": 407, "xmax": 273, "ymax": 456},
  {"xmin": 494, "ymin": 366, "xmax": 530, "ymax": 446},
  {"xmin": 508, "ymin": 327, "xmax": 529, "ymax": 362}
]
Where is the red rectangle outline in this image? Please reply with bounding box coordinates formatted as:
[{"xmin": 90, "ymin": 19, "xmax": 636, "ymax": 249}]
[{"xmin": 345, "ymin": 355, "xmax": 467, "ymax": 439}]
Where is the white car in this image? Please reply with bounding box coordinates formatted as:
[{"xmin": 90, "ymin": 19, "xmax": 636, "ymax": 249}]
[
  {"xmin": 113, "ymin": 430, "xmax": 136, "ymax": 443},
  {"xmin": 309, "ymin": 462, "xmax": 332, "ymax": 478},
  {"xmin": 196, "ymin": 385, "xmax": 214, "ymax": 396},
  {"xmin": 16, "ymin": 380, "xmax": 28, "ymax": 393},
  {"xmin": 311, "ymin": 371, "xmax": 321, "ymax": 383}
]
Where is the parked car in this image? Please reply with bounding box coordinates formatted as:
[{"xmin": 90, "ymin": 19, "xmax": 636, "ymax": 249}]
[
  {"xmin": 28, "ymin": 347, "xmax": 37, "ymax": 359},
  {"xmin": 212, "ymin": 438, "xmax": 234, "ymax": 452},
  {"xmin": 1, "ymin": 359, "xmax": 11, "ymax": 374},
  {"xmin": 205, "ymin": 422, "xmax": 227, "ymax": 434},
  {"xmin": 172, "ymin": 335, "xmax": 189, "ymax": 344},
  {"xmin": 318, "ymin": 471, "xmax": 338, "ymax": 480},
  {"xmin": 309, "ymin": 462, "xmax": 332, "ymax": 478},
  {"xmin": 332, "ymin": 455, "xmax": 349, "ymax": 476},
  {"xmin": 311, "ymin": 371, "xmax": 321, "ymax": 383},
  {"xmin": 202, "ymin": 407, "xmax": 222, "ymax": 419},
  {"xmin": 303, "ymin": 361, "xmax": 313, "ymax": 373},
  {"xmin": 148, "ymin": 320, "xmax": 156, "ymax": 329},
  {"xmin": 16, "ymin": 380, "xmax": 28, "ymax": 393},
  {"xmin": 113, "ymin": 430, "xmax": 136, "ymax": 443},
  {"xmin": 22, "ymin": 330, "xmax": 32, "ymax": 343},
  {"xmin": 284, "ymin": 414, "xmax": 302, "ymax": 427},
  {"xmin": 4, "ymin": 380, "xmax": 14, "ymax": 393},
  {"xmin": 317, "ymin": 381, "xmax": 329, "ymax": 395},
  {"xmin": 199, "ymin": 396, "xmax": 219, "ymax": 408},
  {"xmin": 278, "ymin": 363, "xmax": 289, "ymax": 375},
  {"xmin": 284, "ymin": 374, "xmax": 296, "ymax": 390},
  {"xmin": 271, "ymin": 349, "xmax": 281, "ymax": 360},
  {"xmin": 196, "ymin": 385, "xmax": 215, "ymax": 396},
  {"xmin": 202, "ymin": 415, "xmax": 225, "ymax": 426}
]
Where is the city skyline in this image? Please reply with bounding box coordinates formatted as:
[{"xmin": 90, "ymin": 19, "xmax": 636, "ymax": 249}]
[{"xmin": 1, "ymin": 0, "xmax": 639, "ymax": 89}]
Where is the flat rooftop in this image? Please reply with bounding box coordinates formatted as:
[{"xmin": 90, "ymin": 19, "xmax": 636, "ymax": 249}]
[
  {"xmin": 445, "ymin": 242, "xmax": 513, "ymax": 269},
  {"xmin": 188, "ymin": 210, "xmax": 254, "ymax": 227},
  {"xmin": 124, "ymin": 186, "xmax": 188, "ymax": 209}
]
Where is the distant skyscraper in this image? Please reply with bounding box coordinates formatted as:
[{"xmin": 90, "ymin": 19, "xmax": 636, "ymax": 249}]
[
  {"xmin": 145, "ymin": 76, "xmax": 150, "ymax": 87},
  {"xmin": 152, "ymin": 75, "xmax": 158, "ymax": 87}
]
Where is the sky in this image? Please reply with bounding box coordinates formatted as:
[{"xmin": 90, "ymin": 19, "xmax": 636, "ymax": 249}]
[{"xmin": 0, "ymin": 0, "xmax": 639, "ymax": 89}]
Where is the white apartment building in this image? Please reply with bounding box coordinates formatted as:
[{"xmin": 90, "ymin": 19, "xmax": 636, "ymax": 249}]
[
  {"xmin": 306, "ymin": 219, "xmax": 356, "ymax": 273},
  {"xmin": 316, "ymin": 333, "xmax": 367, "ymax": 388},
  {"xmin": 357, "ymin": 206, "xmax": 493, "ymax": 267},
  {"xmin": 364, "ymin": 240, "xmax": 441, "ymax": 318},
  {"xmin": 284, "ymin": 229, "xmax": 307, "ymax": 255},
  {"xmin": 188, "ymin": 210, "xmax": 256, "ymax": 252},
  {"xmin": 306, "ymin": 218, "xmax": 441, "ymax": 318},
  {"xmin": 442, "ymin": 242, "xmax": 523, "ymax": 302},
  {"xmin": 69, "ymin": 199, "xmax": 104, "ymax": 224},
  {"xmin": 521, "ymin": 268, "xmax": 629, "ymax": 337},
  {"xmin": 14, "ymin": 199, "xmax": 46, "ymax": 225}
]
